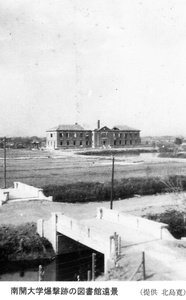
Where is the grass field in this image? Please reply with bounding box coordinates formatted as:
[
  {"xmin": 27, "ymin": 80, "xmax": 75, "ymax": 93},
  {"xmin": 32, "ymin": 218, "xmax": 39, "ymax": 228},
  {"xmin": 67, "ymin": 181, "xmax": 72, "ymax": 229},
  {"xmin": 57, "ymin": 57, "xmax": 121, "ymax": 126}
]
[{"xmin": 0, "ymin": 148, "xmax": 186, "ymax": 188}]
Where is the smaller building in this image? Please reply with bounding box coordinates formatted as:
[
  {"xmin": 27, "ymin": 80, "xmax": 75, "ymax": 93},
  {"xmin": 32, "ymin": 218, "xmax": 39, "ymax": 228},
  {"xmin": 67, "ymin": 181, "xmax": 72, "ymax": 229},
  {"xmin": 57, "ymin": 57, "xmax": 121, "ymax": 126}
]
[
  {"xmin": 92, "ymin": 123, "xmax": 141, "ymax": 148},
  {"xmin": 31, "ymin": 139, "xmax": 40, "ymax": 149},
  {"xmin": 46, "ymin": 123, "xmax": 92, "ymax": 149}
]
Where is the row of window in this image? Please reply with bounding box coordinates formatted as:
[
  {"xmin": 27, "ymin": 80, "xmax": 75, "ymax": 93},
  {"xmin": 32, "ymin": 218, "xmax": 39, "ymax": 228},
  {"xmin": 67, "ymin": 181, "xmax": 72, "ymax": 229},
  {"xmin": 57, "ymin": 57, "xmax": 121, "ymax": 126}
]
[
  {"xmin": 49, "ymin": 132, "xmax": 139, "ymax": 139},
  {"xmin": 113, "ymin": 140, "xmax": 137, "ymax": 145},
  {"xmin": 49, "ymin": 132, "xmax": 90, "ymax": 138},
  {"xmin": 60, "ymin": 132, "xmax": 90, "ymax": 138},
  {"xmin": 101, "ymin": 133, "xmax": 139, "ymax": 138},
  {"xmin": 101, "ymin": 140, "xmax": 138, "ymax": 146},
  {"xmin": 60, "ymin": 140, "xmax": 91, "ymax": 146}
]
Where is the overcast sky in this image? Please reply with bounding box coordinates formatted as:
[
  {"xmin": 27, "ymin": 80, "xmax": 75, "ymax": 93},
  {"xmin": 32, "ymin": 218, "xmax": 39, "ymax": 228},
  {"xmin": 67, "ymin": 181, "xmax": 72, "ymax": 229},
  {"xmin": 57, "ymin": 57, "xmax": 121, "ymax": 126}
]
[{"xmin": 1, "ymin": 0, "xmax": 186, "ymax": 137}]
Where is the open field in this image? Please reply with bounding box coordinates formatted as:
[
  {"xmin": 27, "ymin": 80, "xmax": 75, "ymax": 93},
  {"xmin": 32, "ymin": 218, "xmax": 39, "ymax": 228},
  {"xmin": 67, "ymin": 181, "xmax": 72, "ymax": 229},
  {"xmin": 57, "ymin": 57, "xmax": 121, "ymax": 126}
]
[{"xmin": 1, "ymin": 148, "xmax": 186, "ymax": 188}]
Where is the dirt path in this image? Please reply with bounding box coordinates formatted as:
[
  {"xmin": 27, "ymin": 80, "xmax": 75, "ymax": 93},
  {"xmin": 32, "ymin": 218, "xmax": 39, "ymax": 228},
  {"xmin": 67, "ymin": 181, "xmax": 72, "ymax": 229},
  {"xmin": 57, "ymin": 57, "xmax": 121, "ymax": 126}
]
[{"xmin": 0, "ymin": 192, "xmax": 182, "ymax": 225}]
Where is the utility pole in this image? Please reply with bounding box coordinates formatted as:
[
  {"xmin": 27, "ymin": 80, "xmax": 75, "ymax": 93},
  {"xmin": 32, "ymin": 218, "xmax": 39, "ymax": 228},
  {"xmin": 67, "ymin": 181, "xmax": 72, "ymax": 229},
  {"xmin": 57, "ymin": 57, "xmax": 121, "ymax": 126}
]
[
  {"xmin": 3, "ymin": 137, "xmax": 6, "ymax": 189},
  {"xmin": 110, "ymin": 156, "xmax": 115, "ymax": 210}
]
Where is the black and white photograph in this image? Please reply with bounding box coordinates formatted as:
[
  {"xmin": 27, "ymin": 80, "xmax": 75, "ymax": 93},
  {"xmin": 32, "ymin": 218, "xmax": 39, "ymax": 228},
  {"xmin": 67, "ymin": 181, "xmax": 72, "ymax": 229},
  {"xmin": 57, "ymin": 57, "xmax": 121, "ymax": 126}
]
[{"xmin": 0, "ymin": 0, "xmax": 186, "ymax": 298}]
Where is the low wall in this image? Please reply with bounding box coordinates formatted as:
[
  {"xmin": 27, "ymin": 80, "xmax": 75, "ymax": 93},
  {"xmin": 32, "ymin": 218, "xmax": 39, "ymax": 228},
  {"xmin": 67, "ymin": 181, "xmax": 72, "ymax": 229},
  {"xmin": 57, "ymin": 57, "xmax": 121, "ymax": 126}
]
[
  {"xmin": 97, "ymin": 207, "xmax": 172, "ymax": 240},
  {"xmin": 0, "ymin": 182, "xmax": 52, "ymax": 205},
  {"xmin": 12, "ymin": 182, "xmax": 52, "ymax": 200}
]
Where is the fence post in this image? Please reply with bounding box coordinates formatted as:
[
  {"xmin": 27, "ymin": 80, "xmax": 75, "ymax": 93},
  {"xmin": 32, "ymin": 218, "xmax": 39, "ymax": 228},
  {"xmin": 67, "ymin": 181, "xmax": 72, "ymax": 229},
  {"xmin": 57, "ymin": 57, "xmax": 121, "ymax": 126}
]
[
  {"xmin": 87, "ymin": 270, "xmax": 91, "ymax": 281},
  {"xmin": 92, "ymin": 253, "xmax": 96, "ymax": 281},
  {"xmin": 38, "ymin": 265, "xmax": 44, "ymax": 281},
  {"xmin": 142, "ymin": 251, "xmax": 146, "ymax": 280}
]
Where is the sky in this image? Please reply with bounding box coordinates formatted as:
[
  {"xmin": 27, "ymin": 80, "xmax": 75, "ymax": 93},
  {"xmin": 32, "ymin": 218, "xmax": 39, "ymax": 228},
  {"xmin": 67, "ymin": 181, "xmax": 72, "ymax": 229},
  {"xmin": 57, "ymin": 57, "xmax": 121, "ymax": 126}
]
[{"xmin": 1, "ymin": 0, "xmax": 186, "ymax": 137}]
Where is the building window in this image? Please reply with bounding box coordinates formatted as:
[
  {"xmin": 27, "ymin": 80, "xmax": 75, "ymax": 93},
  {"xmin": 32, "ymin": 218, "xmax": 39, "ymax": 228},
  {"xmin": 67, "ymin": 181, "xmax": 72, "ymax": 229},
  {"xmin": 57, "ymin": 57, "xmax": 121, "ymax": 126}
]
[
  {"xmin": 67, "ymin": 140, "xmax": 69, "ymax": 146},
  {"xmin": 114, "ymin": 140, "xmax": 116, "ymax": 146},
  {"xmin": 74, "ymin": 133, "xmax": 77, "ymax": 138},
  {"xmin": 59, "ymin": 133, "xmax": 62, "ymax": 137},
  {"xmin": 60, "ymin": 141, "xmax": 63, "ymax": 146},
  {"xmin": 130, "ymin": 140, "xmax": 132, "ymax": 145},
  {"xmin": 86, "ymin": 141, "xmax": 89, "ymax": 146},
  {"xmin": 119, "ymin": 133, "xmax": 122, "ymax": 138},
  {"xmin": 119, "ymin": 140, "xmax": 122, "ymax": 145},
  {"xmin": 101, "ymin": 132, "xmax": 107, "ymax": 137},
  {"xmin": 80, "ymin": 140, "xmax": 82, "ymax": 146},
  {"xmin": 74, "ymin": 141, "xmax": 76, "ymax": 146},
  {"xmin": 66, "ymin": 133, "xmax": 69, "ymax": 138},
  {"xmin": 50, "ymin": 133, "xmax": 53, "ymax": 138},
  {"xmin": 80, "ymin": 132, "xmax": 83, "ymax": 138}
]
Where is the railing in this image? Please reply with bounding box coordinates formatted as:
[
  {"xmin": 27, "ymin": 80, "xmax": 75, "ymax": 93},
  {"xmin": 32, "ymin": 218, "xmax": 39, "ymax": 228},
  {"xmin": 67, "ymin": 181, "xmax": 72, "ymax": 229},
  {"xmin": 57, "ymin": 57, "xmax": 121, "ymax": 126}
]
[{"xmin": 97, "ymin": 207, "xmax": 169, "ymax": 239}]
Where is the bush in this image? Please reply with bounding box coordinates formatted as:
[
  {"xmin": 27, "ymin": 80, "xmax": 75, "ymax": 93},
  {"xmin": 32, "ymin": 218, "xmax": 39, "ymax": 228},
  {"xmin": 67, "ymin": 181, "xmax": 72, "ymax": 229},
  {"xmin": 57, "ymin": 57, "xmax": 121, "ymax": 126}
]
[
  {"xmin": 0, "ymin": 223, "xmax": 54, "ymax": 262},
  {"xmin": 76, "ymin": 149, "xmax": 157, "ymax": 156},
  {"xmin": 144, "ymin": 210, "xmax": 186, "ymax": 239}
]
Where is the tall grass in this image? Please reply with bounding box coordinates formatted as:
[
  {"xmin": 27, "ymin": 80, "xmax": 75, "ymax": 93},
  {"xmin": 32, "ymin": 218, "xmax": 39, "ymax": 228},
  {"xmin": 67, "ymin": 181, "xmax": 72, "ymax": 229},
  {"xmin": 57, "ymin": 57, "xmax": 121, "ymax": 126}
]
[{"xmin": 43, "ymin": 175, "xmax": 186, "ymax": 203}]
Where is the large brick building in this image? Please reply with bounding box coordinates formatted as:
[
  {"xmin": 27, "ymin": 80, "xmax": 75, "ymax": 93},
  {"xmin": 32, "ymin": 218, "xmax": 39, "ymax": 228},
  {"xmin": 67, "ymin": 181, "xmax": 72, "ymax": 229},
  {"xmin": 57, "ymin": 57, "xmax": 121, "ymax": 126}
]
[
  {"xmin": 46, "ymin": 121, "xmax": 141, "ymax": 149},
  {"xmin": 92, "ymin": 123, "xmax": 141, "ymax": 148},
  {"xmin": 46, "ymin": 124, "xmax": 92, "ymax": 149}
]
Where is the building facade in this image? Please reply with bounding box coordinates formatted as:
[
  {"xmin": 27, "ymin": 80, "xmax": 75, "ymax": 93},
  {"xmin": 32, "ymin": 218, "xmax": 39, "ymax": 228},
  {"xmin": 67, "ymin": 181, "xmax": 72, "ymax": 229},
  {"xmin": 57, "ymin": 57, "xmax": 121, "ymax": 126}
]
[
  {"xmin": 46, "ymin": 122, "xmax": 141, "ymax": 149},
  {"xmin": 46, "ymin": 124, "xmax": 92, "ymax": 149},
  {"xmin": 92, "ymin": 124, "xmax": 141, "ymax": 148}
]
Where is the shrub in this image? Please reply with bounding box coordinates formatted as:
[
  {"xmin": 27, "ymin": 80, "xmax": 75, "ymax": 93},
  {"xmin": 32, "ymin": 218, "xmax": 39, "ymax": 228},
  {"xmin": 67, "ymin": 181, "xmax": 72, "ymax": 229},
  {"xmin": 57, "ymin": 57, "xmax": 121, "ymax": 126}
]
[
  {"xmin": 144, "ymin": 210, "xmax": 186, "ymax": 239},
  {"xmin": 0, "ymin": 223, "xmax": 54, "ymax": 262}
]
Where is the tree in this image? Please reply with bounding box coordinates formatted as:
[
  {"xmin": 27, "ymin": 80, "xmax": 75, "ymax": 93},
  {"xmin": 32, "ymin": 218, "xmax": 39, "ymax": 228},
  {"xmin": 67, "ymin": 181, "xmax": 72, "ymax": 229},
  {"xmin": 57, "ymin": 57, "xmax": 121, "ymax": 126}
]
[{"xmin": 175, "ymin": 137, "xmax": 183, "ymax": 145}]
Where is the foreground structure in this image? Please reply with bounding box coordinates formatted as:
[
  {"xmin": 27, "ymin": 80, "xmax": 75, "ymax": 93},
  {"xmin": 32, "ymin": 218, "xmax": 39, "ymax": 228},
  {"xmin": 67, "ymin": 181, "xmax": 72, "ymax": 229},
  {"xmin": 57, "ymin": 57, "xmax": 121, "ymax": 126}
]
[
  {"xmin": 0, "ymin": 182, "xmax": 52, "ymax": 205},
  {"xmin": 46, "ymin": 121, "xmax": 141, "ymax": 149},
  {"xmin": 37, "ymin": 207, "xmax": 174, "ymax": 275}
]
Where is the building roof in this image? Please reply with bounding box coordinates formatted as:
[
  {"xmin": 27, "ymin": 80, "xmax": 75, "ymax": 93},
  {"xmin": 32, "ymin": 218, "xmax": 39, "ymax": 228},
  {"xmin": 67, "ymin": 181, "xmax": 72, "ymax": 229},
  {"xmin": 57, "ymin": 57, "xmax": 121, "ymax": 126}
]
[
  {"xmin": 112, "ymin": 125, "xmax": 140, "ymax": 131},
  {"xmin": 94, "ymin": 126, "xmax": 111, "ymax": 132},
  {"xmin": 94, "ymin": 125, "xmax": 140, "ymax": 131},
  {"xmin": 46, "ymin": 124, "xmax": 88, "ymax": 132}
]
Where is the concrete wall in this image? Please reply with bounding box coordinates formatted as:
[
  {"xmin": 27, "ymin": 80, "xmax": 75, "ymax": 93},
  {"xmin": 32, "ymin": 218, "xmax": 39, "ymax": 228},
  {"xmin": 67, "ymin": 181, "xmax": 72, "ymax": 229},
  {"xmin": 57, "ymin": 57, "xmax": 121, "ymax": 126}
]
[
  {"xmin": 0, "ymin": 182, "xmax": 52, "ymax": 205},
  {"xmin": 56, "ymin": 213, "xmax": 110, "ymax": 255},
  {"xmin": 97, "ymin": 207, "xmax": 172, "ymax": 240},
  {"xmin": 37, "ymin": 212, "xmax": 118, "ymax": 272}
]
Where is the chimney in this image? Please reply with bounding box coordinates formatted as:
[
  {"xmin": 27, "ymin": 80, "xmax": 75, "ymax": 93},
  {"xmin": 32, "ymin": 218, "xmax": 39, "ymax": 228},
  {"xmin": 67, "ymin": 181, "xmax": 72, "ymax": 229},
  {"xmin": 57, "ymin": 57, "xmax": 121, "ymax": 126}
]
[{"xmin": 98, "ymin": 120, "xmax": 100, "ymax": 129}]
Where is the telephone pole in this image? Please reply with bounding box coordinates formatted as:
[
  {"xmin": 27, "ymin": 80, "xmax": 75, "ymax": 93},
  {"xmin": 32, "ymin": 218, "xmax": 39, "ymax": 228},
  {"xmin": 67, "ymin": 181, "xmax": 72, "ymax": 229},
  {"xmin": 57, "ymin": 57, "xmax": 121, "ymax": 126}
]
[{"xmin": 110, "ymin": 156, "xmax": 115, "ymax": 210}]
